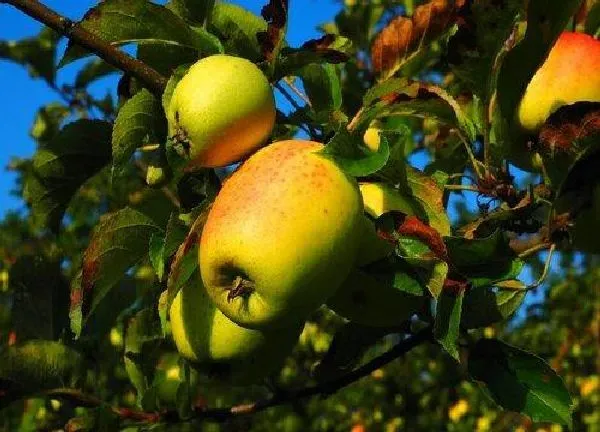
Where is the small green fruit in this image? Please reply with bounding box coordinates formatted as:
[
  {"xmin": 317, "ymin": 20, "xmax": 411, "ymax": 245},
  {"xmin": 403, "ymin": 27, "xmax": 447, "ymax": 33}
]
[
  {"xmin": 168, "ymin": 55, "xmax": 276, "ymax": 168},
  {"xmin": 169, "ymin": 278, "xmax": 302, "ymax": 384}
]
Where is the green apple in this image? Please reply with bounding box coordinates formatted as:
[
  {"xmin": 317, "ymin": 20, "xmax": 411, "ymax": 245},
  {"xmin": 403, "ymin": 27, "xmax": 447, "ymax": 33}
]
[
  {"xmin": 199, "ymin": 140, "xmax": 364, "ymax": 329},
  {"xmin": 168, "ymin": 54, "xmax": 276, "ymax": 168},
  {"xmin": 169, "ymin": 278, "xmax": 303, "ymax": 384}
]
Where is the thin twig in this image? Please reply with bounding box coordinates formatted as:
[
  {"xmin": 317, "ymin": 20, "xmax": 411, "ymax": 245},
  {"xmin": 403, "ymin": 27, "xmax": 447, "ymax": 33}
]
[
  {"xmin": 444, "ymin": 184, "xmax": 480, "ymax": 193},
  {"xmin": 283, "ymin": 77, "xmax": 312, "ymax": 107},
  {"xmin": 274, "ymin": 82, "xmax": 319, "ymax": 139},
  {"xmin": 346, "ymin": 107, "xmax": 364, "ymax": 132},
  {"xmin": 2, "ymin": 0, "xmax": 168, "ymax": 96}
]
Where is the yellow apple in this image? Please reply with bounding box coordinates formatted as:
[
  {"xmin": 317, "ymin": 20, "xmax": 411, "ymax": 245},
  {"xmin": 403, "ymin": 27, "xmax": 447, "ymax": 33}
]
[
  {"xmin": 517, "ymin": 32, "xmax": 600, "ymax": 133},
  {"xmin": 169, "ymin": 278, "xmax": 303, "ymax": 384},
  {"xmin": 168, "ymin": 55, "xmax": 276, "ymax": 168},
  {"xmin": 200, "ymin": 140, "xmax": 364, "ymax": 329}
]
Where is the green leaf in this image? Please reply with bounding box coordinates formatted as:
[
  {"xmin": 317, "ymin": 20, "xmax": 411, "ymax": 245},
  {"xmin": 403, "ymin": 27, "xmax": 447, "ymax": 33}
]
[
  {"xmin": 319, "ymin": 129, "xmax": 390, "ymax": 177},
  {"xmin": 136, "ymin": 43, "xmax": 198, "ymax": 77},
  {"xmin": 24, "ymin": 120, "xmax": 112, "ymax": 232},
  {"xmin": 112, "ymin": 89, "xmax": 167, "ymax": 170},
  {"xmin": 9, "ymin": 255, "xmax": 69, "ymax": 341},
  {"xmin": 149, "ymin": 234, "xmax": 166, "ymax": 282},
  {"xmin": 469, "ymin": 338, "xmax": 574, "ymax": 427},
  {"xmin": 208, "ymin": 2, "xmax": 267, "ymax": 62},
  {"xmin": 162, "ymin": 65, "xmax": 191, "ymax": 116},
  {"xmin": 168, "ymin": 0, "xmax": 216, "ymax": 26},
  {"xmin": 586, "ymin": 2, "xmax": 600, "ymax": 36},
  {"xmin": 497, "ymin": 0, "xmax": 584, "ymax": 128},
  {"xmin": 361, "ymin": 79, "xmax": 477, "ymax": 141},
  {"xmin": 75, "ymin": 59, "xmax": 118, "ymax": 89},
  {"xmin": 433, "ymin": 288, "xmax": 464, "ymax": 360},
  {"xmin": 29, "ymin": 103, "xmax": 70, "ymax": 144},
  {"xmin": 149, "ymin": 213, "xmax": 188, "ymax": 281},
  {"xmin": 445, "ymin": 230, "xmax": 519, "ymax": 283},
  {"xmin": 124, "ymin": 308, "xmax": 163, "ymax": 404},
  {"xmin": 299, "ymin": 63, "xmax": 342, "ymax": 115},
  {"xmin": 313, "ymin": 323, "xmax": 388, "ymax": 381},
  {"xmin": 60, "ymin": 0, "xmax": 199, "ymax": 67},
  {"xmin": 462, "ymin": 287, "xmax": 526, "ymax": 329},
  {"xmin": 448, "ymin": 0, "xmax": 522, "ymax": 97},
  {"xmin": 76, "ymin": 208, "xmax": 162, "ymax": 330},
  {"xmin": 0, "ymin": 341, "xmax": 85, "ymax": 408},
  {"xmin": 0, "ymin": 28, "xmax": 59, "ymax": 84}
]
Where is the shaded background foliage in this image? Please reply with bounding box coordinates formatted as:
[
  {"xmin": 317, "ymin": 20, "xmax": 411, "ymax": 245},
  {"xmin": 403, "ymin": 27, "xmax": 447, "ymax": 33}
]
[{"xmin": 0, "ymin": 0, "xmax": 599, "ymax": 431}]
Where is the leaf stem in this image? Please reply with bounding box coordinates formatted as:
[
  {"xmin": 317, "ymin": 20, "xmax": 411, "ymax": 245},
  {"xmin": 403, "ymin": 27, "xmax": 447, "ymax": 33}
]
[{"xmin": 2, "ymin": 0, "xmax": 168, "ymax": 96}]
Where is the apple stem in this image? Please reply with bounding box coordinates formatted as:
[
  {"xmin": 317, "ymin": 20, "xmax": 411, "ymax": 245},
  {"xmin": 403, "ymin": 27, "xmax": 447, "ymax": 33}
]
[{"xmin": 227, "ymin": 276, "xmax": 255, "ymax": 302}]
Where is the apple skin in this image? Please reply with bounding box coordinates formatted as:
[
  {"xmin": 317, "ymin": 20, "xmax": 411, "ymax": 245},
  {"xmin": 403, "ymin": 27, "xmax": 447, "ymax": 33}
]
[
  {"xmin": 168, "ymin": 55, "xmax": 276, "ymax": 168},
  {"xmin": 517, "ymin": 32, "xmax": 600, "ymax": 133},
  {"xmin": 200, "ymin": 140, "xmax": 364, "ymax": 329},
  {"xmin": 169, "ymin": 278, "xmax": 303, "ymax": 384}
]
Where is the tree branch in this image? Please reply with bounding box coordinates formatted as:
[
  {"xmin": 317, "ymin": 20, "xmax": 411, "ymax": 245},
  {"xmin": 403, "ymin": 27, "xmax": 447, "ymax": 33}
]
[
  {"xmin": 31, "ymin": 328, "xmax": 432, "ymax": 424},
  {"xmin": 2, "ymin": 0, "xmax": 168, "ymax": 96}
]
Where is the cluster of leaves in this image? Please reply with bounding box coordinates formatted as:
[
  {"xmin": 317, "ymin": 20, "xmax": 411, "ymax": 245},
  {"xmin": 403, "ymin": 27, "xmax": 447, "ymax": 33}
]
[{"xmin": 1, "ymin": 0, "xmax": 599, "ymax": 430}]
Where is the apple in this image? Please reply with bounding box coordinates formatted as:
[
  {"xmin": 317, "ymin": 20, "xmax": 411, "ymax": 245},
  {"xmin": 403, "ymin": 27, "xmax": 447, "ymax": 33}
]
[
  {"xmin": 167, "ymin": 54, "xmax": 276, "ymax": 168},
  {"xmin": 169, "ymin": 278, "xmax": 303, "ymax": 384},
  {"xmin": 517, "ymin": 32, "xmax": 600, "ymax": 133},
  {"xmin": 199, "ymin": 140, "xmax": 364, "ymax": 329}
]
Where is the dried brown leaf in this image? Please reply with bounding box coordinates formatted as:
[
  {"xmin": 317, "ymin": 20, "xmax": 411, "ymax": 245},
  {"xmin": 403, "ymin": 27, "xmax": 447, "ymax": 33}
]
[{"xmin": 371, "ymin": 0, "xmax": 467, "ymax": 76}]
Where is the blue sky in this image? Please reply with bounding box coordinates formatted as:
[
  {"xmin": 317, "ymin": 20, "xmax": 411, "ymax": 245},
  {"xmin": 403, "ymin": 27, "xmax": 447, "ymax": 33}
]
[{"xmin": 0, "ymin": 0, "xmax": 341, "ymax": 214}]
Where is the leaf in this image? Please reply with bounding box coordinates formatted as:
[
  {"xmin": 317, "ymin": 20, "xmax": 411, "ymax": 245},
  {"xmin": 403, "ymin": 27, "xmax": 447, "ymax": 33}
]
[
  {"xmin": 166, "ymin": 205, "xmax": 211, "ymax": 306},
  {"xmin": 24, "ymin": 120, "xmax": 112, "ymax": 232},
  {"xmin": 586, "ymin": 1, "xmax": 600, "ymax": 36},
  {"xmin": 434, "ymin": 287, "xmax": 464, "ymax": 360},
  {"xmin": 149, "ymin": 213, "xmax": 188, "ymax": 281},
  {"xmin": 136, "ymin": 43, "xmax": 198, "ymax": 77},
  {"xmin": 276, "ymin": 34, "xmax": 353, "ymax": 79},
  {"xmin": 9, "ymin": 255, "xmax": 69, "ymax": 341},
  {"xmin": 74, "ymin": 208, "xmax": 162, "ymax": 331},
  {"xmin": 60, "ymin": 0, "xmax": 199, "ymax": 67},
  {"xmin": 496, "ymin": 0, "xmax": 584, "ymax": 130},
  {"xmin": 0, "ymin": 28, "xmax": 59, "ymax": 84},
  {"xmin": 371, "ymin": 0, "xmax": 467, "ymax": 79},
  {"xmin": 448, "ymin": 0, "xmax": 522, "ymax": 97},
  {"xmin": 462, "ymin": 287, "xmax": 526, "ymax": 329},
  {"xmin": 0, "ymin": 341, "xmax": 85, "ymax": 408},
  {"xmin": 162, "ymin": 65, "xmax": 191, "ymax": 116},
  {"xmin": 29, "ymin": 103, "xmax": 70, "ymax": 144},
  {"xmin": 313, "ymin": 323, "xmax": 389, "ymax": 381},
  {"xmin": 319, "ymin": 129, "xmax": 390, "ymax": 177},
  {"xmin": 168, "ymin": 0, "xmax": 216, "ymax": 26},
  {"xmin": 468, "ymin": 338, "xmax": 574, "ymax": 427},
  {"xmin": 258, "ymin": 0, "xmax": 289, "ymax": 63},
  {"xmin": 299, "ymin": 63, "xmax": 342, "ymax": 116},
  {"xmin": 124, "ymin": 308, "xmax": 163, "ymax": 403},
  {"xmin": 445, "ymin": 230, "xmax": 519, "ymax": 283},
  {"xmin": 112, "ymin": 89, "xmax": 167, "ymax": 170},
  {"xmin": 75, "ymin": 59, "xmax": 118, "ymax": 89},
  {"xmin": 208, "ymin": 2, "xmax": 267, "ymax": 62},
  {"xmin": 361, "ymin": 79, "xmax": 477, "ymax": 141}
]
